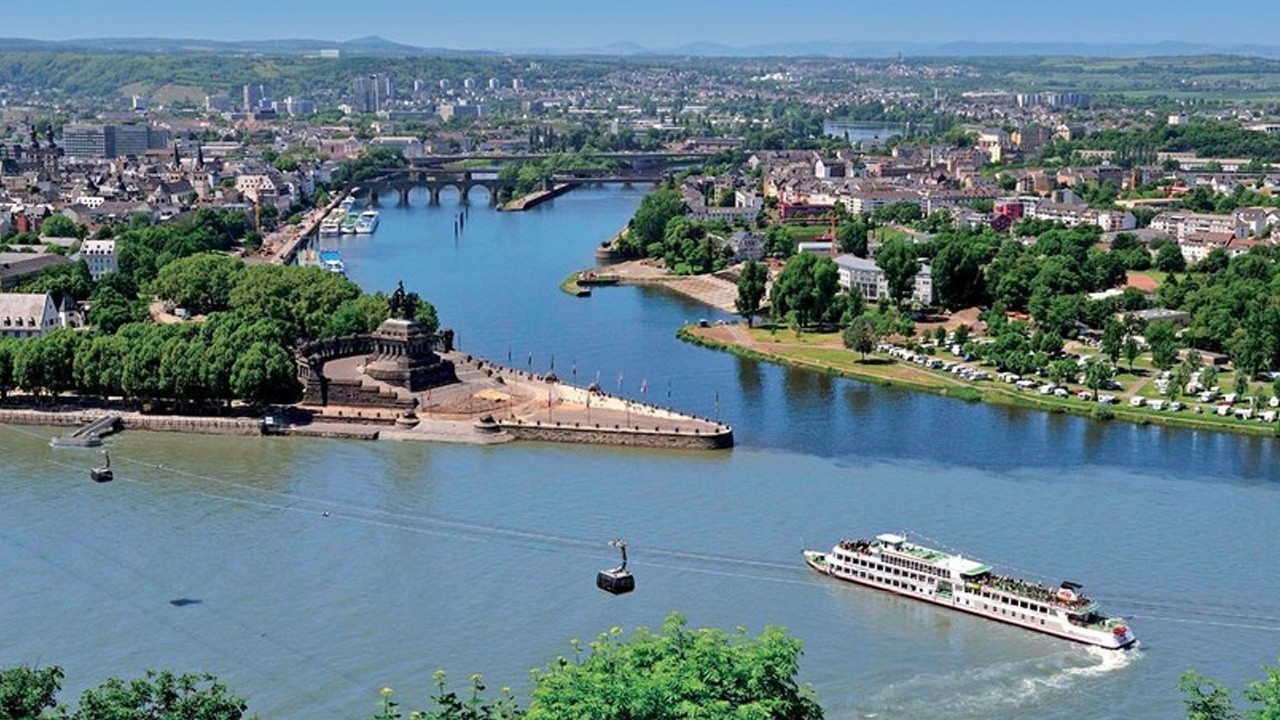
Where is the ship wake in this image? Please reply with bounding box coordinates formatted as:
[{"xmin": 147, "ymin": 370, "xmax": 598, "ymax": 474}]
[{"xmin": 852, "ymin": 645, "xmax": 1141, "ymax": 719}]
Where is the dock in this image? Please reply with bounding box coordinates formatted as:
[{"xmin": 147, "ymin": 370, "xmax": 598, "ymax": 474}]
[
  {"xmin": 50, "ymin": 413, "xmax": 121, "ymax": 447},
  {"xmin": 268, "ymin": 188, "xmax": 355, "ymax": 265}
]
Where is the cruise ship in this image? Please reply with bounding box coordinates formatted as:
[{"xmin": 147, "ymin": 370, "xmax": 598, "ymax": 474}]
[
  {"xmin": 803, "ymin": 533, "xmax": 1136, "ymax": 649},
  {"xmin": 354, "ymin": 209, "xmax": 379, "ymax": 234}
]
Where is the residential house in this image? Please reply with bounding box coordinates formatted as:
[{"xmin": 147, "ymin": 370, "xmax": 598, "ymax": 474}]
[
  {"xmin": 724, "ymin": 232, "xmax": 764, "ymax": 263},
  {"xmin": 0, "ymin": 292, "xmax": 61, "ymax": 338}
]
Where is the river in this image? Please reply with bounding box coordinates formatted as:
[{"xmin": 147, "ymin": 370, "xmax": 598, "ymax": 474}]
[{"xmin": 2, "ymin": 185, "xmax": 1278, "ymax": 719}]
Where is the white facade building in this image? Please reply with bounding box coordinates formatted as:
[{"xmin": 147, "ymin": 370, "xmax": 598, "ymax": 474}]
[
  {"xmin": 834, "ymin": 254, "xmax": 935, "ymax": 305},
  {"xmin": 0, "ymin": 292, "xmax": 62, "ymax": 339},
  {"xmin": 81, "ymin": 239, "xmax": 118, "ymax": 280}
]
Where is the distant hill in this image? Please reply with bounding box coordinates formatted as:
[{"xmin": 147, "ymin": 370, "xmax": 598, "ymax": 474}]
[
  {"xmin": 511, "ymin": 39, "xmax": 1280, "ymax": 60},
  {"xmin": 0, "ymin": 35, "xmax": 491, "ymax": 57},
  {"xmin": 1, "ymin": 35, "xmax": 1278, "ymax": 60}
]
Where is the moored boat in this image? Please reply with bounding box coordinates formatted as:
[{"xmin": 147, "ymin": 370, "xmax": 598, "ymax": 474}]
[
  {"xmin": 318, "ymin": 250, "xmax": 346, "ymax": 275},
  {"xmin": 319, "ymin": 213, "xmax": 342, "ymax": 235},
  {"xmin": 339, "ymin": 213, "xmax": 359, "ymax": 234},
  {"xmin": 354, "ymin": 210, "xmax": 379, "ymax": 234},
  {"xmin": 803, "ymin": 533, "xmax": 1136, "ymax": 649}
]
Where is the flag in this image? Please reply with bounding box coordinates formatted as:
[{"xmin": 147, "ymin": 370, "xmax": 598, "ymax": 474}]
[
  {"xmin": 640, "ymin": 379, "xmax": 648, "ymax": 395},
  {"xmin": 528, "ymin": 352, "xmax": 533, "ymax": 366},
  {"xmin": 550, "ymin": 355, "xmax": 555, "ymax": 370},
  {"xmin": 617, "ymin": 372, "xmax": 624, "ymax": 390},
  {"xmin": 667, "ymin": 380, "xmax": 672, "ymax": 400}
]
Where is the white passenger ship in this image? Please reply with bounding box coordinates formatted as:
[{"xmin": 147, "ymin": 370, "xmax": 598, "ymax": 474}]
[{"xmin": 804, "ymin": 533, "xmax": 1135, "ymax": 649}]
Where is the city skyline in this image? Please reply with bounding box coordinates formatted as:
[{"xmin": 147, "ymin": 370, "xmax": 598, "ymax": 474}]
[{"xmin": 5, "ymin": 0, "xmax": 1280, "ymax": 52}]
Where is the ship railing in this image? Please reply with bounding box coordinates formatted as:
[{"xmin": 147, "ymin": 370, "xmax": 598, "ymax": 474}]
[{"xmin": 983, "ymin": 574, "xmax": 1091, "ymax": 609}]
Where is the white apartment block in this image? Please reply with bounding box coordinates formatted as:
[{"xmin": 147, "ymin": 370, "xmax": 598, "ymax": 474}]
[{"xmin": 81, "ymin": 239, "xmax": 118, "ymax": 280}]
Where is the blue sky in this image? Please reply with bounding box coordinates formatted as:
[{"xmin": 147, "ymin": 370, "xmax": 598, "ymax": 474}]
[{"xmin": 7, "ymin": 0, "xmax": 1280, "ymax": 49}]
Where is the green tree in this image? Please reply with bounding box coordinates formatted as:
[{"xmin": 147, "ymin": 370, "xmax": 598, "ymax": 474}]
[
  {"xmin": 40, "ymin": 214, "xmax": 86, "ymax": 239},
  {"xmin": 763, "ymin": 226, "xmax": 794, "ymax": 259},
  {"xmin": 0, "ymin": 664, "xmax": 63, "ymax": 719},
  {"xmin": 151, "ymin": 253, "xmax": 244, "ymax": 314},
  {"xmin": 625, "ymin": 188, "xmax": 686, "ymax": 256},
  {"xmin": 1102, "ymin": 318, "xmax": 1124, "ymax": 365},
  {"xmin": 89, "ymin": 284, "xmax": 147, "ymax": 334},
  {"xmin": 71, "ymin": 670, "xmax": 250, "ymax": 720},
  {"xmin": 769, "ymin": 253, "xmax": 839, "ymax": 328},
  {"xmin": 1084, "ymin": 357, "xmax": 1112, "ymax": 401},
  {"xmin": 1178, "ymin": 671, "xmax": 1240, "ymax": 720},
  {"xmin": 13, "ymin": 330, "xmax": 79, "ymax": 397},
  {"xmin": 1147, "ymin": 320, "xmax": 1180, "ymax": 371},
  {"xmin": 1156, "ymin": 243, "xmax": 1188, "ymax": 273},
  {"xmin": 875, "ymin": 238, "xmax": 920, "ymax": 304},
  {"xmin": 1048, "ymin": 358, "xmax": 1079, "ymax": 386},
  {"xmin": 836, "ymin": 218, "xmax": 869, "ymax": 257},
  {"xmin": 230, "ymin": 341, "xmax": 299, "ymax": 406},
  {"xmin": 1123, "ymin": 334, "xmax": 1141, "ymax": 372},
  {"xmin": 735, "ymin": 260, "xmax": 769, "ymax": 327},
  {"xmin": 842, "ymin": 315, "xmax": 879, "ymax": 360},
  {"xmin": 524, "ymin": 613, "xmax": 823, "ymax": 720},
  {"xmin": 74, "ymin": 334, "xmax": 126, "ymax": 399},
  {"xmin": 0, "ymin": 339, "xmax": 16, "ymax": 399}
]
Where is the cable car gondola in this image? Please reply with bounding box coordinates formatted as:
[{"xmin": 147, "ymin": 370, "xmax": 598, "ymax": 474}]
[
  {"xmin": 596, "ymin": 539, "xmax": 634, "ymax": 595},
  {"xmin": 90, "ymin": 451, "xmax": 113, "ymax": 483}
]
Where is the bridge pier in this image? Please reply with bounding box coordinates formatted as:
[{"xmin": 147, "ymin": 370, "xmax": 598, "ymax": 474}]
[
  {"xmin": 429, "ymin": 187, "xmax": 441, "ymax": 205},
  {"xmin": 459, "ymin": 186, "xmax": 470, "ymax": 204},
  {"xmin": 368, "ymin": 188, "xmax": 380, "ymax": 208},
  {"xmin": 398, "ymin": 187, "xmax": 411, "ymax": 206}
]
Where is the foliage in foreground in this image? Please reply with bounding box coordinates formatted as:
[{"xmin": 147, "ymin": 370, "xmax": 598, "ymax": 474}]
[
  {"xmin": 1179, "ymin": 657, "xmax": 1280, "ymax": 719},
  {"xmin": 525, "ymin": 613, "xmax": 822, "ymax": 720},
  {"xmin": 374, "ymin": 612, "xmax": 822, "ymax": 720},
  {"xmin": 0, "ymin": 666, "xmax": 250, "ymax": 719}
]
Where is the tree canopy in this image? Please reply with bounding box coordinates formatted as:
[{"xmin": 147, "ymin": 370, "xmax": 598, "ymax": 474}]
[
  {"xmin": 524, "ymin": 613, "xmax": 822, "ymax": 720},
  {"xmin": 768, "ymin": 253, "xmax": 840, "ymax": 328}
]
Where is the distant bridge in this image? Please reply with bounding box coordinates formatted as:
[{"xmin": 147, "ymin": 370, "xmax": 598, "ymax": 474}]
[
  {"xmin": 408, "ymin": 150, "xmax": 717, "ymax": 170},
  {"xmin": 360, "ymin": 168, "xmax": 667, "ymax": 206}
]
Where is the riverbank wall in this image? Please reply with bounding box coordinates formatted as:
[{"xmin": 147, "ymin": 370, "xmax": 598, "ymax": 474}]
[
  {"xmin": 500, "ymin": 183, "xmax": 577, "ymax": 211},
  {"xmin": 497, "ymin": 418, "xmax": 733, "ymax": 449},
  {"xmin": 1, "ymin": 409, "xmax": 262, "ymax": 436}
]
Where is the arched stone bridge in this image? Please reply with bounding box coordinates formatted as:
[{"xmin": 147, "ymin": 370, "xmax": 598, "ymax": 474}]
[{"xmin": 362, "ymin": 170, "xmax": 515, "ymax": 205}]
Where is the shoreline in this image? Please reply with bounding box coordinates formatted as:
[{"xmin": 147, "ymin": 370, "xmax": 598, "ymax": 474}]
[
  {"xmin": 678, "ymin": 324, "xmax": 1280, "ymax": 440},
  {"xmin": 0, "ymin": 348, "xmax": 733, "ymax": 450}
]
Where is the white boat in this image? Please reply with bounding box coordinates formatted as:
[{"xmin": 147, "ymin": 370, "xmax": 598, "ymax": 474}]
[
  {"xmin": 319, "ymin": 214, "xmax": 342, "ymax": 235},
  {"xmin": 338, "ymin": 196, "xmax": 357, "ymax": 213},
  {"xmin": 354, "ymin": 210, "xmax": 379, "ymax": 234},
  {"xmin": 318, "ymin": 250, "xmax": 346, "ymax": 275},
  {"xmin": 803, "ymin": 533, "xmax": 1136, "ymax": 649}
]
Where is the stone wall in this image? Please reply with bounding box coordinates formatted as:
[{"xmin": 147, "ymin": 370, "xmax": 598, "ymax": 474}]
[
  {"xmin": 322, "ymin": 378, "xmax": 416, "ymax": 409},
  {"xmin": 498, "ymin": 420, "xmax": 733, "ymax": 450},
  {"xmin": 0, "ymin": 410, "xmax": 260, "ymax": 436}
]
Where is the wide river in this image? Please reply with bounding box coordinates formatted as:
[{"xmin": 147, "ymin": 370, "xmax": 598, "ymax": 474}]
[{"xmin": 3, "ymin": 185, "xmax": 1279, "ymax": 719}]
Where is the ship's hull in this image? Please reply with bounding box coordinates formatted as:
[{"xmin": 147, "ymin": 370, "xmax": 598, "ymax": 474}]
[{"xmin": 804, "ymin": 551, "xmax": 1135, "ymax": 650}]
